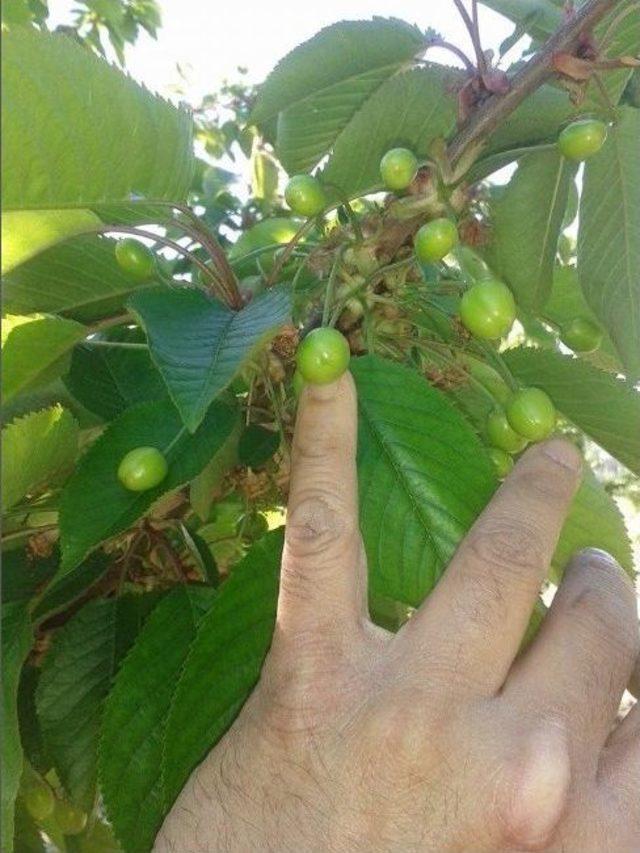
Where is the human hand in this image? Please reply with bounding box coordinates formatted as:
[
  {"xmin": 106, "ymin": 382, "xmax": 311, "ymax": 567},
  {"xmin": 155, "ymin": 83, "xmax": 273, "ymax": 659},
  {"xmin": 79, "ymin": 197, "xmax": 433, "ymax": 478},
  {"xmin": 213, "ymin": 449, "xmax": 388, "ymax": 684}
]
[{"xmin": 156, "ymin": 374, "xmax": 639, "ymax": 852}]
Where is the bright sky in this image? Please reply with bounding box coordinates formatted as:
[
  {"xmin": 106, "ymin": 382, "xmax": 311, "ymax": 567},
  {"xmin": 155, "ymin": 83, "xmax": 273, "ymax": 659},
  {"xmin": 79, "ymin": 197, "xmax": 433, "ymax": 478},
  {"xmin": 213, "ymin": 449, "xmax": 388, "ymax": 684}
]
[{"xmin": 47, "ymin": 0, "xmax": 516, "ymax": 103}]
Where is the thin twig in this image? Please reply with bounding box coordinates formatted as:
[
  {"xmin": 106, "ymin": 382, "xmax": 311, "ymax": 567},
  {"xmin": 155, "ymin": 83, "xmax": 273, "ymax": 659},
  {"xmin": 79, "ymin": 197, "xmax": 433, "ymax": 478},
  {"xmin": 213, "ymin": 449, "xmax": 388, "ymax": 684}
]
[
  {"xmin": 426, "ymin": 39, "xmax": 476, "ymax": 72},
  {"xmin": 446, "ymin": 0, "xmax": 617, "ymax": 169},
  {"xmin": 90, "ymin": 313, "xmax": 132, "ymax": 332},
  {"xmin": 173, "ymin": 203, "xmax": 243, "ymax": 308},
  {"xmin": 265, "ymin": 219, "xmax": 316, "ymax": 287},
  {"xmin": 452, "ymin": 0, "xmax": 487, "ymax": 73}
]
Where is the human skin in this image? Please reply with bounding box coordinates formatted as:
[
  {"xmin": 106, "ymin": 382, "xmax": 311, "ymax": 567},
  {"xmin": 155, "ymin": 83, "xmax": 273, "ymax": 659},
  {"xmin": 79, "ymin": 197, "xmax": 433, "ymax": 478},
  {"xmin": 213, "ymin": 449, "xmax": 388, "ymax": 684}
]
[{"xmin": 155, "ymin": 374, "xmax": 640, "ymax": 852}]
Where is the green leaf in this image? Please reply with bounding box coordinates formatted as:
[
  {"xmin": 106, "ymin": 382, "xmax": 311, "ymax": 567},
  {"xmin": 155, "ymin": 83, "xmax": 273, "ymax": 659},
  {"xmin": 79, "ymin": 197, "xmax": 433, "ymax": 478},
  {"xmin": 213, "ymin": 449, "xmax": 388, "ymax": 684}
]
[
  {"xmin": 1, "ymin": 210, "xmax": 102, "ymax": 275},
  {"xmin": 2, "ymin": 378, "xmax": 101, "ymax": 432},
  {"xmin": 17, "ymin": 665, "xmax": 50, "ymax": 775},
  {"xmin": 2, "ymin": 27, "xmax": 193, "ymax": 209},
  {"xmin": 190, "ymin": 415, "xmax": 241, "ymax": 522},
  {"xmin": 99, "ymin": 585, "xmax": 217, "ymax": 853},
  {"xmin": 251, "ymin": 18, "xmax": 425, "ymax": 174},
  {"xmin": 489, "ymin": 150, "xmax": 577, "ymax": 309},
  {"xmin": 503, "ymin": 347, "xmax": 640, "ymax": 476},
  {"xmin": 36, "ymin": 596, "xmax": 157, "ymax": 812},
  {"xmin": 1, "ymin": 406, "xmax": 79, "ymax": 511},
  {"xmin": 583, "ymin": 0, "xmax": 640, "ymax": 109},
  {"xmin": 542, "ymin": 265, "xmax": 622, "ymax": 373},
  {"xmin": 32, "ymin": 553, "xmax": 111, "ymax": 624},
  {"xmin": 479, "ymin": 0, "xmax": 561, "ymax": 40},
  {"xmin": 2, "ymin": 316, "xmax": 86, "ymax": 403},
  {"xmin": 58, "ymin": 399, "xmax": 237, "ymax": 575},
  {"xmin": 321, "ymin": 65, "xmax": 459, "ymax": 200},
  {"xmin": 1, "ymin": 602, "xmax": 33, "ymax": 853},
  {"xmin": 66, "ymin": 819, "xmax": 123, "ymax": 853},
  {"xmin": 352, "ymin": 356, "xmax": 497, "ymax": 606},
  {"xmin": 1, "ymin": 548, "xmax": 59, "ymax": 608},
  {"xmin": 65, "ymin": 339, "xmax": 168, "ymax": 422},
  {"xmin": 578, "ymin": 107, "xmax": 640, "ymax": 378},
  {"xmin": 552, "ymin": 468, "xmax": 634, "ymax": 583},
  {"xmin": 2, "ymin": 235, "xmax": 157, "ymax": 322},
  {"xmin": 162, "ymin": 531, "xmax": 283, "ymax": 807},
  {"xmin": 130, "ymin": 286, "xmax": 291, "ymax": 432},
  {"xmin": 238, "ymin": 424, "xmax": 280, "ymax": 468}
]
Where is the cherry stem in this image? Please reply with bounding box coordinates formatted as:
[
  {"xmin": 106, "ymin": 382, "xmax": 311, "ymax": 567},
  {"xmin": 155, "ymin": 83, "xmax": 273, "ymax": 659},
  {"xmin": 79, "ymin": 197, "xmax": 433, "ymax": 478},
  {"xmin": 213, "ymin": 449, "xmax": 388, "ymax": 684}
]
[{"xmin": 265, "ymin": 219, "xmax": 316, "ymax": 287}]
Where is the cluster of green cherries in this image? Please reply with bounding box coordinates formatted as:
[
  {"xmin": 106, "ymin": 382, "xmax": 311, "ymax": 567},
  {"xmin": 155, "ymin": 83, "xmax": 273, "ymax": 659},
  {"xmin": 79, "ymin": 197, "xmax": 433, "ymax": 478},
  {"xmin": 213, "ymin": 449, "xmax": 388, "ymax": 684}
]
[
  {"xmin": 22, "ymin": 772, "xmax": 87, "ymax": 836},
  {"xmin": 111, "ymin": 118, "xmax": 606, "ymax": 491}
]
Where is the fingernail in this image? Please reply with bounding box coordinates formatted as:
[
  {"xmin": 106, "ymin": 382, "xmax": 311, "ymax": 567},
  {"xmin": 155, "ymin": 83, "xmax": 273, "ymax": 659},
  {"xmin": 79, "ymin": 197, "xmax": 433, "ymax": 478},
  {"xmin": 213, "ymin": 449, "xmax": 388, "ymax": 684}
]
[{"xmin": 542, "ymin": 439, "xmax": 582, "ymax": 472}]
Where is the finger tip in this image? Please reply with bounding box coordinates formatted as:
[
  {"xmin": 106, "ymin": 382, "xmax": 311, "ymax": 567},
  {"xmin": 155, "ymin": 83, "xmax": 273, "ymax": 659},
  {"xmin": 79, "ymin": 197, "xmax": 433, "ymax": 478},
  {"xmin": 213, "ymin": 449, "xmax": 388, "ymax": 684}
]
[
  {"xmin": 538, "ymin": 438, "xmax": 583, "ymax": 474},
  {"xmin": 301, "ymin": 371, "xmax": 356, "ymax": 405}
]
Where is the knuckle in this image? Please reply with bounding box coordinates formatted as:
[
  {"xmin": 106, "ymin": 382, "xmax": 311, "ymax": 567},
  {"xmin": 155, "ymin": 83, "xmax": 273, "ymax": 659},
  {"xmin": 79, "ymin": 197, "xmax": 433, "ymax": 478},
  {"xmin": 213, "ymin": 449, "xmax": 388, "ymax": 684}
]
[
  {"xmin": 495, "ymin": 729, "xmax": 571, "ymax": 851},
  {"xmin": 285, "ymin": 491, "xmax": 355, "ymax": 558},
  {"xmin": 468, "ymin": 516, "xmax": 545, "ymax": 578}
]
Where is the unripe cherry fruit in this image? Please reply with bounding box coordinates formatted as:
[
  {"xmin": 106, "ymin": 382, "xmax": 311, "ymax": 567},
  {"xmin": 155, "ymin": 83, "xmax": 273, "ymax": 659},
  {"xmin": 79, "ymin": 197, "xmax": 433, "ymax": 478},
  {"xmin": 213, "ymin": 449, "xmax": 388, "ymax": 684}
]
[
  {"xmin": 506, "ymin": 387, "xmax": 556, "ymax": 442},
  {"xmin": 489, "ymin": 447, "xmax": 514, "ymax": 479},
  {"xmin": 117, "ymin": 446, "xmax": 168, "ymax": 492},
  {"xmin": 379, "ymin": 147, "xmax": 419, "ymax": 191},
  {"xmin": 558, "ymin": 119, "xmax": 607, "ymax": 161},
  {"xmin": 296, "ymin": 327, "xmax": 350, "ymax": 385},
  {"xmin": 414, "ymin": 218, "xmax": 458, "ymax": 263},
  {"xmin": 459, "ymin": 279, "xmax": 516, "ymax": 340},
  {"xmin": 486, "ymin": 408, "xmax": 528, "ymax": 454},
  {"xmin": 559, "ymin": 317, "xmax": 603, "ymax": 353},
  {"xmin": 284, "ymin": 175, "xmax": 326, "ymax": 218},
  {"xmin": 114, "ymin": 238, "xmax": 155, "ymax": 280}
]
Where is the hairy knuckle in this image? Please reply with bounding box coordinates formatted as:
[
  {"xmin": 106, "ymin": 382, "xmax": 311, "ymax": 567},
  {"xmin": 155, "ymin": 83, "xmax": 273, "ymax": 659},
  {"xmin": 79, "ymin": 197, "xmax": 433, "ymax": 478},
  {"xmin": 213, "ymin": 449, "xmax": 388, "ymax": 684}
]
[
  {"xmin": 468, "ymin": 517, "xmax": 545, "ymax": 578},
  {"xmin": 286, "ymin": 492, "xmax": 354, "ymax": 558}
]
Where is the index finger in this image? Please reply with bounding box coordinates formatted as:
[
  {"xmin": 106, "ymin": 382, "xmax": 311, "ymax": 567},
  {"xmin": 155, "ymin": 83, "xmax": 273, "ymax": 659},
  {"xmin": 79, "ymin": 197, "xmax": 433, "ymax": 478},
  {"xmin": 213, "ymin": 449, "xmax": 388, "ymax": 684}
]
[
  {"xmin": 277, "ymin": 373, "xmax": 366, "ymax": 641},
  {"xmin": 401, "ymin": 439, "xmax": 582, "ymax": 695}
]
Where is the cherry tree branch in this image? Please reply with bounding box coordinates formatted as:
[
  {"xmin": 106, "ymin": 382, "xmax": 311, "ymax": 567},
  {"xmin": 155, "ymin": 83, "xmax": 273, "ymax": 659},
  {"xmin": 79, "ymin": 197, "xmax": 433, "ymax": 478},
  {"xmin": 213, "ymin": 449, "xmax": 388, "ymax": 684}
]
[{"xmin": 447, "ymin": 0, "xmax": 618, "ymax": 169}]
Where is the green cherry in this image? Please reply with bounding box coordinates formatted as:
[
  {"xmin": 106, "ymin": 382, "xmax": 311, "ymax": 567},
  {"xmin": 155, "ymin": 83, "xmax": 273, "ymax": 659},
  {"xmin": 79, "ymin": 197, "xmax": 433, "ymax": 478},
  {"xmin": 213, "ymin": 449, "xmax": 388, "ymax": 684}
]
[
  {"xmin": 284, "ymin": 175, "xmax": 327, "ymax": 218},
  {"xmin": 296, "ymin": 327, "xmax": 350, "ymax": 385},
  {"xmin": 117, "ymin": 446, "xmax": 168, "ymax": 492},
  {"xmin": 54, "ymin": 800, "xmax": 87, "ymax": 836},
  {"xmin": 114, "ymin": 238, "xmax": 155, "ymax": 280},
  {"xmin": 558, "ymin": 119, "xmax": 607, "ymax": 161},
  {"xmin": 506, "ymin": 388, "xmax": 556, "ymax": 442},
  {"xmin": 489, "ymin": 447, "xmax": 514, "ymax": 479},
  {"xmin": 414, "ymin": 218, "xmax": 458, "ymax": 263},
  {"xmin": 379, "ymin": 147, "xmax": 418, "ymax": 191},
  {"xmin": 560, "ymin": 317, "xmax": 603, "ymax": 353},
  {"xmin": 459, "ymin": 279, "xmax": 516, "ymax": 340},
  {"xmin": 23, "ymin": 778, "xmax": 55, "ymax": 823},
  {"xmin": 486, "ymin": 409, "xmax": 528, "ymax": 454}
]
